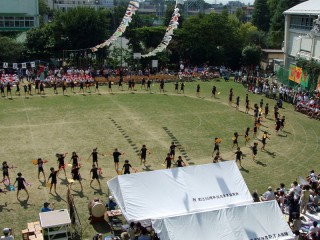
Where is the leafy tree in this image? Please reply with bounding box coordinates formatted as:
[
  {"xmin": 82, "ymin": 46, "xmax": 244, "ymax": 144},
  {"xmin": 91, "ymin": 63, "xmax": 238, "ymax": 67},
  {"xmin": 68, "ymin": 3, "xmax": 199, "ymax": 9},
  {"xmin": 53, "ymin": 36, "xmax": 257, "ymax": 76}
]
[
  {"xmin": 235, "ymin": 8, "xmax": 245, "ymax": 23},
  {"xmin": 242, "ymin": 44, "xmax": 262, "ymax": 67},
  {"xmin": 0, "ymin": 37, "xmax": 25, "ymax": 62},
  {"xmin": 252, "ymin": 0, "xmax": 270, "ymax": 32}
]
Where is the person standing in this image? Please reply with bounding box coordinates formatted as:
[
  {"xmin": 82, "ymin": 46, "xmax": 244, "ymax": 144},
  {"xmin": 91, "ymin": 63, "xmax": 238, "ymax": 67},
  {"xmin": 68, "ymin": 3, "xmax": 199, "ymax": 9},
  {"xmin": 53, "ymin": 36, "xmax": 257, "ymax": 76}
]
[
  {"xmin": 261, "ymin": 131, "xmax": 270, "ymax": 151},
  {"xmin": 122, "ymin": 160, "xmax": 135, "ymax": 174},
  {"xmin": 180, "ymin": 82, "xmax": 185, "ymax": 94},
  {"xmin": 90, "ymin": 164, "xmax": 101, "ymax": 188},
  {"xmin": 71, "ymin": 164, "xmax": 83, "ymax": 191},
  {"xmin": 13, "ymin": 172, "xmax": 29, "ymax": 200},
  {"xmin": 229, "ymin": 88, "xmax": 233, "ymax": 105},
  {"xmin": 159, "ymin": 79, "xmax": 165, "ymax": 93},
  {"xmin": 6, "ymin": 82, "xmax": 12, "ymax": 99},
  {"xmin": 174, "ymin": 81, "xmax": 179, "ymax": 93},
  {"xmin": 212, "ymin": 137, "xmax": 220, "ymax": 156},
  {"xmin": 15, "ymin": 82, "xmax": 20, "ymax": 96},
  {"xmin": 176, "ymin": 156, "xmax": 185, "ymax": 167},
  {"xmin": 196, "ymin": 84, "xmax": 200, "ymax": 97},
  {"xmin": 234, "ymin": 147, "xmax": 243, "ymax": 168},
  {"xmin": 252, "ymin": 142, "xmax": 258, "ymax": 162},
  {"xmin": 140, "ymin": 144, "xmax": 148, "ymax": 167},
  {"xmin": 56, "ymin": 153, "xmax": 68, "ymax": 177},
  {"xmin": 244, "ymin": 127, "xmax": 250, "ymax": 146},
  {"xmin": 37, "ymin": 158, "xmax": 46, "ymax": 180},
  {"xmin": 94, "ymin": 81, "xmax": 99, "ymax": 93},
  {"xmin": 108, "ymin": 80, "xmax": 112, "ymax": 93},
  {"xmin": 169, "ymin": 142, "xmax": 177, "ymax": 161},
  {"xmin": 48, "ymin": 167, "xmax": 59, "ymax": 194},
  {"xmin": 236, "ymin": 96, "xmax": 240, "ymax": 110},
  {"xmin": 264, "ymin": 103, "xmax": 269, "ymax": 118},
  {"xmin": 232, "ymin": 132, "xmax": 239, "ymax": 149},
  {"xmin": 113, "ymin": 148, "xmax": 122, "ymax": 172},
  {"xmin": 211, "ymin": 85, "xmax": 216, "ymax": 98},
  {"xmin": 88, "ymin": 148, "xmax": 104, "ymax": 167},
  {"xmin": 164, "ymin": 153, "xmax": 174, "ymax": 169},
  {"xmin": 2, "ymin": 161, "xmax": 10, "ymax": 185}
]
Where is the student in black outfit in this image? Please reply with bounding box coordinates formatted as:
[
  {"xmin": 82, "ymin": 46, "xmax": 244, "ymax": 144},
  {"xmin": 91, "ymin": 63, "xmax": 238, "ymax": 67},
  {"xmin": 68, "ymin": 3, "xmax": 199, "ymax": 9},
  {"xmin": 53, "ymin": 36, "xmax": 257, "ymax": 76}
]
[
  {"xmin": 236, "ymin": 96, "xmax": 240, "ymax": 110},
  {"xmin": 169, "ymin": 142, "xmax": 177, "ymax": 160},
  {"xmin": 176, "ymin": 156, "xmax": 185, "ymax": 167},
  {"xmin": 245, "ymin": 100, "xmax": 250, "ymax": 114},
  {"xmin": 213, "ymin": 152, "xmax": 222, "ymax": 163},
  {"xmin": 264, "ymin": 103, "xmax": 269, "ymax": 118},
  {"xmin": 275, "ymin": 118, "xmax": 282, "ymax": 135},
  {"xmin": 15, "ymin": 82, "xmax": 20, "ymax": 96},
  {"xmin": 261, "ymin": 131, "xmax": 270, "ymax": 151},
  {"xmin": 253, "ymin": 122, "xmax": 258, "ymax": 139},
  {"xmin": 140, "ymin": 144, "xmax": 148, "ymax": 167},
  {"xmin": 211, "ymin": 85, "xmax": 216, "ymax": 98},
  {"xmin": 147, "ymin": 79, "xmax": 151, "ymax": 92},
  {"xmin": 39, "ymin": 82, "xmax": 45, "ymax": 95},
  {"xmin": 141, "ymin": 78, "xmax": 146, "ymax": 90},
  {"xmin": 180, "ymin": 82, "xmax": 185, "ymax": 94},
  {"xmin": 234, "ymin": 147, "xmax": 243, "ymax": 168},
  {"xmin": 88, "ymin": 148, "xmax": 104, "ymax": 167},
  {"xmin": 6, "ymin": 82, "xmax": 12, "ymax": 99},
  {"xmin": 28, "ymin": 81, "xmax": 32, "ymax": 95},
  {"xmin": 164, "ymin": 153, "xmax": 174, "ymax": 169},
  {"xmin": 79, "ymin": 81, "xmax": 84, "ymax": 93},
  {"xmin": 69, "ymin": 152, "xmax": 79, "ymax": 168},
  {"xmin": 62, "ymin": 80, "xmax": 67, "ymax": 95},
  {"xmin": 252, "ymin": 142, "xmax": 258, "ymax": 162},
  {"xmin": 196, "ymin": 84, "xmax": 200, "ymax": 97},
  {"xmin": 90, "ymin": 164, "xmax": 100, "ymax": 188},
  {"xmin": 2, "ymin": 161, "xmax": 10, "ymax": 185},
  {"xmin": 280, "ymin": 116, "xmax": 285, "ymax": 131},
  {"xmin": 14, "ymin": 172, "xmax": 29, "ymax": 200},
  {"xmin": 232, "ymin": 132, "xmax": 239, "ymax": 149},
  {"xmin": 122, "ymin": 160, "xmax": 134, "ymax": 174},
  {"xmin": 85, "ymin": 80, "xmax": 91, "ymax": 92},
  {"xmin": 56, "ymin": 152, "xmax": 68, "ymax": 177},
  {"xmin": 71, "ymin": 164, "xmax": 83, "ymax": 191},
  {"xmin": 113, "ymin": 148, "xmax": 122, "ymax": 172},
  {"xmin": 212, "ymin": 138, "xmax": 220, "ymax": 156},
  {"xmin": 70, "ymin": 80, "xmax": 75, "ymax": 93},
  {"xmin": 229, "ymin": 88, "xmax": 233, "ymax": 105},
  {"xmin": 244, "ymin": 127, "xmax": 250, "ymax": 146},
  {"xmin": 0, "ymin": 83, "xmax": 5, "ymax": 97},
  {"xmin": 48, "ymin": 167, "xmax": 59, "ymax": 194},
  {"xmin": 108, "ymin": 80, "xmax": 112, "ymax": 93},
  {"xmin": 160, "ymin": 79, "xmax": 165, "ymax": 93},
  {"xmin": 95, "ymin": 81, "xmax": 99, "ymax": 93},
  {"xmin": 37, "ymin": 158, "xmax": 46, "ymax": 180},
  {"xmin": 24, "ymin": 84, "xmax": 28, "ymax": 97},
  {"xmin": 174, "ymin": 81, "xmax": 179, "ymax": 93}
]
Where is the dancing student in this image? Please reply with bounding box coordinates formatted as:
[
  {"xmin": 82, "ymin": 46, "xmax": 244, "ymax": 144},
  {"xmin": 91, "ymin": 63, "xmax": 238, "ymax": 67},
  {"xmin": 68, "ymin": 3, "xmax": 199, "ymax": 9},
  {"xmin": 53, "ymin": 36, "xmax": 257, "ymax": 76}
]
[
  {"xmin": 229, "ymin": 88, "xmax": 233, "ymax": 105},
  {"xmin": 236, "ymin": 96, "xmax": 240, "ymax": 110},
  {"xmin": 275, "ymin": 118, "xmax": 282, "ymax": 135},
  {"xmin": 213, "ymin": 152, "xmax": 222, "ymax": 163},
  {"xmin": 95, "ymin": 81, "xmax": 99, "ymax": 93},
  {"xmin": 164, "ymin": 153, "xmax": 174, "ymax": 169},
  {"xmin": 122, "ymin": 160, "xmax": 135, "ymax": 174},
  {"xmin": 62, "ymin": 80, "xmax": 67, "ymax": 95},
  {"xmin": 69, "ymin": 152, "xmax": 79, "ymax": 167},
  {"xmin": 280, "ymin": 116, "xmax": 285, "ymax": 131},
  {"xmin": 274, "ymin": 105, "xmax": 279, "ymax": 120},
  {"xmin": 71, "ymin": 164, "xmax": 83, "ymax": 191},
  {"xmin": 128, "ymin": 79, "xmax": 132, "ymax": 91},
  {"xmin": 88, "ymin": 148, "xmax": 104, "ymax": 167},
  {"xmin": 6, "ymin": 82, "xmax": 12, "ymax": 99},
  {"xmin": 132, "ymin": 80, "xmax": 136, "ymax": 91},
  {"xmin": 90, "ymin": 164, "xmax": 100, "ymax": 188},
  {"xmin": 147, "ymin": 79, "xmax": 151, "ymax": 92},
  {"xmin": 0, "ymin": 83, "xmax": 5, "ymax": 97},
  {"xmin": 253, "ymin": 122, "xmax": 258, "ymax": 139},
  {"xmin": 85, "ymin": 79, "xmax": 91, "ymax": 92},
  {"xmin": 261, "ymin": 131, "xmax": 270, "ymax": 151},
  {"xmin": 174, "ymin": 81, "xmax": 179, "ymax": 93},
  {"xmin": 259, "ymin": 99, "xmax": 264, "ymax": 110},
  {"xmin": 70, "ymin": 80, "xmax": 75, "ymax": 93},
  {"xmin": 245, "ymin": 100, "xmax": 250, "ymax": 114},
  {"xmin": 53, "ymin": 80, "xmax": 58, "ymax": 94},
  {"xmin": 108, "ymin": 80, "xmax": 112, "ymax": 93},
  {"xmin": 212, "ymin": 138, "xmax": 220, "ymax": 156},
  {"xmin": 232, "ymin": 132, "xmax": 240, "ymax": 149},
  {"xmin": 169, "ymin": 142, "xmax": 177, "ymax": 160},
  {"xmin": 13, "ymin": 172, "xmax": 29, "ymax": 200},
  {"xmin": 28, "ymin": 81, "xmax": 32, "ymax": 95},
  {"xmin": 37, "ymin": 158, "xmax": 46, "ymax": 180},
  {"xmin": 24, "ymin": 84, "xmax": 28, "ymax": 97},
  {"xmin": 244, "ymin": 127, "xmax": 250, "ymax": 146},
  {"xmin": 234, "ymin": 147, "xmax": 243, "ymax": 168},
  {"xmin": 211, "ymin": 85, "xmax": 216, "ymax": 98},
  {"xmin": 245, "ymin": 93, "xmax": 249, "ymax": 105},
  {"xmin": 39, "ymin": 82, "xmax": 45, "ymax": 95},
  {"xmin": 35, "ymin": 80, "xmax": 39, "ymax": 94},
  {"xmin": 15, "ymin": 82, "xmax": 20, "ymax": 96},
  {"xmin": 140, "ymin": 144, "xmax": 148, "ymax": 167},
  {"xmin": 159, "ymin": 79, "xmax": 165, "ymax": 93},
  {"xmin": 113, "ymin": 148, "xmax": 122, "ymax": 171},
  {"xmin": 264, "ymin": 103, "xmax": 269, "ymax": 118},
  {"xmin": 56, "ymin": 152, "xmax": 68, "ymax": 177},
  {"xmin": 252, "ymin": 142, "xmax": 258, "ymax": 162},
  {"xmin": 176, "ymin": 156, "xmax": 185, "ymax": 167},
  {"xmin": 141, "ymin": 78, "xmax": 146, "ymax": 90},
  {"xmin": 253, "ymin": 104, "xmax": 259, "ymax": 120},
  {"xmin": 180, "ymin": 82, "xmax": 185, "ymax": 94},
  {"xmin": 48, "ymin": 167, "xmax": 59, "ymax": 194},
  {"xmin": 196, "ymin": 84, "xmax": 200, "ymax": 97},
  {"xmin": 79, "ymin": 80, "xmax": 84, "ymax": 93},
  {"xmin": 2, "ymin": 161, "xmax": 10, "ymax": 185}
]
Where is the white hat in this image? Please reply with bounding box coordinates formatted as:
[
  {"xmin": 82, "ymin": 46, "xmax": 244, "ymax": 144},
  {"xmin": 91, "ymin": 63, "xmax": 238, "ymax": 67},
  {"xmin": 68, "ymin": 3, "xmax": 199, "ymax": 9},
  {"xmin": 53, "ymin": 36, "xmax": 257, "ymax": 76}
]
[
  {"xmin": 109, "ymin": 196, "xmax": 113, "ymax": 200},
  {"xmin": 3, "ymin": 228, "xmax": 10, "ymax": 234}
]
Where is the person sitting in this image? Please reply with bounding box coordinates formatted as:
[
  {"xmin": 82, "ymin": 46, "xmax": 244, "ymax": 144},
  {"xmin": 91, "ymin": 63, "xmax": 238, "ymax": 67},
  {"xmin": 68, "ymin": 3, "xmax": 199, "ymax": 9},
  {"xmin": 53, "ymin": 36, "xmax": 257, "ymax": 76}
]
[
  {"xmin": 306, "ymin": 221, "xmax": 318, "ymax": 239},
  {"xmin": 138, "ymin": 228, "xmax": 151, "ymax": 240},
  {"xmin": 260, "ymin": 186, "xmax": 275, "ymax": 201},
  {"xmin": 106, "ymin": 196, "xmax": 117, "ymax": 210},
  {"xmin": 1, "ymin": 228, "xmax": 14, "ymax": 240},
  {"xmin": 40, "ymin": 202, "xmax": 55, "ymax": 212}
]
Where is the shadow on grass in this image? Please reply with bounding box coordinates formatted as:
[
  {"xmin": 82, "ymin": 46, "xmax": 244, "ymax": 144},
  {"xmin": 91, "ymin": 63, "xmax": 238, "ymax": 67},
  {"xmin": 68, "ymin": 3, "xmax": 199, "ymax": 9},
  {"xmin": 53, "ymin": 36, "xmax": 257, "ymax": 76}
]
[
  {"xmin": 72, "ymin": 189, "xmax": 87, "ymax": 199},
  {"xmin": 277, "ymin": 134, "xmax": 287, "ymax": 137},
  {"xmin": 91, "ymin": 221, "xmax": 110, "ymax": 234},
  {"xmin": 143, "ymin": 165, "xmax": 153, "ymax": 171},
  {"xmin": 93, "ymin": 188, "xmax": 104, "ymax": 195},
  {"xmin": 256, "ymin": 161, "xmax": 267, "ymax": 167},
  {"xmin": 264, "ymin": 150, "xmax": 276, "ymax": 158},
  {"xmin": 52, "ymin": 193, "xmax": 67, "ymax": 203},
  {"xmin": 0, "ymin": 202, "xmax": 13, "ymax": 212},
  {"xmin": 240, "ymin": 167, "xmax": 249, "ymax": 173},
  {"xmin": 282, "ymin": 130, "xmax": 292, "ymax": 135},
  {"xmin": 17, "ymin": 199, "xmax": 35, "ymax": 209}
]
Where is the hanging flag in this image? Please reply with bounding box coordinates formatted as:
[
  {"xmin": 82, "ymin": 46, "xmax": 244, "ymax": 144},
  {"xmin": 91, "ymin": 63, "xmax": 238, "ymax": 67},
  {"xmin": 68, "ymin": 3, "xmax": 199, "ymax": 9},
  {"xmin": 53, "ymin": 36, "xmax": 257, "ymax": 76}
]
[
  {"xmin": 295, "ymin": 66, "xmax": 302, "ymax": 84},
  {"xmin": 288, "ymin": 64, "xmax": 295, "ymax": 82},
  {"xmin": 22, "ymin": 63, "xmax": 27, "ymax": 69},
  {"xmin": 13, "ymin": 63, "xmax": 18, "ymax": 69},
  {"xmin": 30, "ymin": 62, "xmax": 36, "ymax": 68},
  {"xmin": 3, "ymin": 62, "xmax": 8, "ymax": 68}
]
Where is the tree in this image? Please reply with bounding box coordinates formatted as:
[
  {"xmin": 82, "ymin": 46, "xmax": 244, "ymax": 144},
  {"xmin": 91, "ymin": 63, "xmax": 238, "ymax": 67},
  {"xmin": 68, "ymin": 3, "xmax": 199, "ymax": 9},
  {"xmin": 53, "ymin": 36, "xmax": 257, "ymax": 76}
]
[
  {"xmin": 0, "ymin": 37, "xmax": 24, "ymax": 62},
  {"xmin": 252, "ymin": 0, "xmax": 270, "ymax": 32},
  {"xmin": 242, "ymin": 44, "xmax": 262, "ymax": 67},
  {"xmin": 235, "ymin": 8, "xmax": 245, "ymax": 23}
]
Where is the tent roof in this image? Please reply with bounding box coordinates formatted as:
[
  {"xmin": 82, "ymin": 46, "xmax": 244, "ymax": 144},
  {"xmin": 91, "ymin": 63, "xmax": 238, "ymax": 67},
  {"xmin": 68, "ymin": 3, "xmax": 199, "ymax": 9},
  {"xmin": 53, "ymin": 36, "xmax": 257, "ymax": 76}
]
[
  {"xmin": 107, "ymin": 161, "xmax": 253, "ymax": 223},
  {"xmin": 284, "ymin": 0, "xmax": 320, "ymax": 15},
  {"xmin": 152, "ymin": 201, "xmax": 295, "ymax": 240}
]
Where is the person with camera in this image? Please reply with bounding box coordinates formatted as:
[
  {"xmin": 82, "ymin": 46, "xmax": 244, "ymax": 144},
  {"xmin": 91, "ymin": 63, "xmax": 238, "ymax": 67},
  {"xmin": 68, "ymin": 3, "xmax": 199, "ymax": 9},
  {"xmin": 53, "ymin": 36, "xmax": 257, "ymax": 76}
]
[{"xmin": 1, "ymin": 228, "xmax": 14, "ymax": 240}]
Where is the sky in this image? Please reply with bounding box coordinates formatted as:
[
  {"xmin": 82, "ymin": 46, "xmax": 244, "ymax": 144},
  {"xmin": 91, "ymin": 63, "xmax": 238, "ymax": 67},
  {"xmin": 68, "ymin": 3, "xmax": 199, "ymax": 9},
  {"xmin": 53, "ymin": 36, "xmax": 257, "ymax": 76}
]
[{"xmin": 208, "ymin": 0, "xmax": 254, "ymax": 4}]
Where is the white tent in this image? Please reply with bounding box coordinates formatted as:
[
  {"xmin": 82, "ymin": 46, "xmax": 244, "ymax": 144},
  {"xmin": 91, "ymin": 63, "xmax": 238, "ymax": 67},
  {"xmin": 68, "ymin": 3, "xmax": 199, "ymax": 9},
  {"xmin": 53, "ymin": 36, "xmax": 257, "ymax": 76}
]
[
  {"xmin": 107, "ymin": 161, "xmax": 253, "ymax": 223},
  {"xmin": 152, "ymin": 201, "xmax": 294, "ymax": 240}
]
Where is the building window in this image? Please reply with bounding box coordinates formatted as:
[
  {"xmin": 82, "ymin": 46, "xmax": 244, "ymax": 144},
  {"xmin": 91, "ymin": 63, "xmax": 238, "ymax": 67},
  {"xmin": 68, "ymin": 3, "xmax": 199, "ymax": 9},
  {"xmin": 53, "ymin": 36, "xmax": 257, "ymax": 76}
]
[
  {"xmin": 290, "ymin": 15, "xmax": 316, "ymax": 31},
  {"xmin": 0, "ymin": 16, "xmax": 35, "ymax": 29}
]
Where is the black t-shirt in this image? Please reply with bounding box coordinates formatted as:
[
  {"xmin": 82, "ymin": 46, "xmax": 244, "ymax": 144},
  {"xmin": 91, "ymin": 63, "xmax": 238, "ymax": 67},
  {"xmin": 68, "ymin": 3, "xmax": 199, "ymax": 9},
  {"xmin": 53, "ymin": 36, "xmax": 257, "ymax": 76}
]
[
  {"xmin": 16, "ymin": 177, "xmax": 25, "ymax": 188},
  {"xmin": 49, "ymin": 171, "xmax": 58, "ymax": 182},
  {"xmin": 113, "ymin": 152, "xmax": 121, "ymax": 161},
  {"xmin": 71, "ymin": 155, "xmax": 78, "ymax": 166},
  {"xmin": 72, "ymin": 167, "xmax": 80, "ymax": 177},
  {"xmin": 123, "ymin": 163, "xmax": 132, "ymax": 172},
  {"xmin": 92, "ymin": 152, "xmax": 98, "ymax": 161},
  {"xmin": 140, "ymin": 147, "xmax": 147, "ymax": 156},
  {"xmin": 235, "ymin": 150, "xmax": 242, "ymax": 160},
  {"xmin": 91, "ymin": 167, "xmax": 98, "ymax": 176},
  {"xmin": 2, "ymin": 165, "xmax": 9, "ymax": 174},
  {"xmin": 58, "ymin": 156, "xmax": 65, "ymax": 165},
  {"xmin": 176, "ymin": 159, "xmax": 184, "ymax": 167}
]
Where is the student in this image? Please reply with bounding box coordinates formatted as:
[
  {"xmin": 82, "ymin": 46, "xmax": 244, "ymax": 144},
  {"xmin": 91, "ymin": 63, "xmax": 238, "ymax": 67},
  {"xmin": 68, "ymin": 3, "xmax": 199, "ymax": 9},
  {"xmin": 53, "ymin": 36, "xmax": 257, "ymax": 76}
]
[
  {"xmin": 140, "ymin": 144, "xmax": 148, "ymax": 167},
  {"xmin": 69, "ymin": 152, "xmax": 79, "ymax": 168},
  {"xmin": 113, "ymin": 148, "xmax": 122, "ymax": 171},
  {"xmin": 37, "ymin": 158, "xmax": 46, "ymax": 180},
  {"xmin": 39, "ymin": 82, "xmax": 45, "ymax": 95},
  {"xmin": 2, "ymin": 161, "xmax": 10, "ymax": 185},
  {"xmin": 253, "ymin": 122, "xmax": 258, "ymax": 139},
  {"xmin": 15, "ymin": 82, "xmax": 20, "ymax": 96},
  {"xmin": 48, "ymin": 167, "xmax": 59, "ymax": 194},
  {"xmin": 232, "ymin": 132, "xmax": 239, "ymax": 149},
  {"xmin": 164, "ymin": 153, "xmax": 174, "ymax": 169},
  {"xmin": 13, "ymin": 172, "xmax": 29, "ymax": 200},
  {"xmin": 71, "ymin": 164, "xmax": 83, "ymax": 191},
  {"xmin": 245, "ymin": 100, "xmax": 250, "ymax": 114},
  {"xmin": 169, "ymin": 142, "xmax": 177, "ymax": 160},
  {"xmin": 174, "ymin": 81, "xmax": 179, "ymax": 93},
  {"xmin": 234, "ymin": 147, "xmax": 243, "ymax": 168},
  {"xmin": 108, "ymin": 80, "xmax": 112, "ymax": 93},
  {"xmin": 252, "ymin": 142, "xmax": 258, "ymax": 162},
  {"xmin": 94, "ymin": 81, "xmax": 99, "ymax": 93},
  {"xmin": 141, "ymin": 78, "xmax": 146, "ymax": 90},
  {"xmin": 147, "ymin": 79, "xmax": 151, "ymax": 92},
  {"xmin": 6, "ymin": 82, "xmax": 12, "ymax": 99},
  {"xmin": 53, "ymin": 80, "xmax": 58, "ymax": 94},
  {"xmin": 211, "ymin": 85, "xmax": 216, "ymax": 98},
  {"xmin": 79, "ymin": 80, "xmax": 84, "ymax": 93},
  {"xmin": 212, "ymin": 137, "xmax": 220, "ymax": 156},
  {"xmin": 85, "ymin": 79, "xmax": 91, "ymax": 92},
  {"xmin": 280, "ymin": 116, "xmax": 285, "ymax": 131},
  {"xmin": 180, "ymin": 82, "xmax": 185, "ymax": 94},
  {"xmin": 275, "ymin": 118, "xmax": 281, "ymax": 135},
  {"xmin": 41, "ymin": 202, "xmax": 55, "ymax": 212},
  {"xmin": 88, "ymin": 148, "xmax": 104, "ymax": 167},
  {"xmin": 56, "ymin": 153, "xmax": 68, "ymax": 177},
  {"xmin": 62, "ymin": 80, "xmax": 67, "ymax": 95},
  {"xmin": 236, "ymin": 96, "xmax": 240, "ymax": 110},
  {"xmin": 264, "ymin": 103, "xmax": 269, "ymax": 118},
  {"xmin": 244, "ymin": 128, "xmax": 250, "ymax": 146},
  {"xmin": 24, "ymin": 84, "xmax": 28, "ymax": 97},
  {"xmin": 261, "ymin": 131, "xmax": 270, "ymax": 151},
  {"xmin": 159, "ymin": 79, "xmax": 165, "ymax": 93},
  {"xmin": 0, "ymin": 83, "xmax": 5, "ymax": 97},
  {"xmin": 213, "ymin": 152, "xmax": 222, "ymax": 163},
  {"xmin": 90, "ymin": 164, "xmax": 101, "ymax": 188},
  {"xmin": 229, "ymin": 88, "xmax": 233, "ymax": 105},
  {"xmin": 196, "ymin": 84, "xmax": 200, "ymax": 97},
  {"xmin": 122, "ymin": 160, "xmax": 135, "ymax": 174},
  {"xmin": 28, "ymin": 81, "xmax": 32, "ymax": 95},
  {"xmin": 176, "ymin": 156, "xmax": 185, "ymax": 167},
  {"xmin": 70, "ymin": 80, "xmax": 75, "ymax": 93}
]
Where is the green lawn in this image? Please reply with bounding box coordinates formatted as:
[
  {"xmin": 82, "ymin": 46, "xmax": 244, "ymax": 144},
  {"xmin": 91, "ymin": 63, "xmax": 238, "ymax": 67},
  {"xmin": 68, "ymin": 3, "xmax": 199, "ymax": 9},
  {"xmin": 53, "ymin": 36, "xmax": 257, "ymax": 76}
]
[{"xmin": 0, "ymin": 79, "xmax": 319, "ymax": 239}]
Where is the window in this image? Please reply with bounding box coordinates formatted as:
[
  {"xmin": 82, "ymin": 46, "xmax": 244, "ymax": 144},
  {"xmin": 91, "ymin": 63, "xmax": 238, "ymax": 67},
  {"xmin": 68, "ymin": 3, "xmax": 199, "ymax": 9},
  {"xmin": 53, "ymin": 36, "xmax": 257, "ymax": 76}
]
[{"xmin": 290, "ymin": 15, "xmax": 317, "ymax": 31}]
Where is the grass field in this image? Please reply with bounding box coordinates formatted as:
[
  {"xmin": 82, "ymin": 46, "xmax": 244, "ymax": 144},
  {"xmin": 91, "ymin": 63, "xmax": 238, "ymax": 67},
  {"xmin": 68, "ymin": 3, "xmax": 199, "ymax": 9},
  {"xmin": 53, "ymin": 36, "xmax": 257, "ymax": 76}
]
[{"xmin": 0, "ymin": 79, "xmax": 319, "ymax": 239}]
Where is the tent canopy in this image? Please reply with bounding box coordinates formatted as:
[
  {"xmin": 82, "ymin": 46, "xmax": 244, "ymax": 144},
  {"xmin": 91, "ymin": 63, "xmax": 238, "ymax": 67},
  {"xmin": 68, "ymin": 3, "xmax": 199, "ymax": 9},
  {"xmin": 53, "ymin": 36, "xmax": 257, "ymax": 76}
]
[
  {"xmin": 107, "ymin": 161, "xmax": 252, "ymax": 223},
  {"xmin": 152, "ymin": 201, "xmax": 294, "ymax": 240}
]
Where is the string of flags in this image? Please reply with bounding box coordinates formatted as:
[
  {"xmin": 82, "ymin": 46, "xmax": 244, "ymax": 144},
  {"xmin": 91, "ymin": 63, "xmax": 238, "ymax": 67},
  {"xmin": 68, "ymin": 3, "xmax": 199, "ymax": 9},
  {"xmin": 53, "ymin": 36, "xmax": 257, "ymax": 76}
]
[
  {"xmin": 1, "ymin": 62, "xmax": 37, "ymax": 69},
  {"xmin": 141, "ymin": 7, "xmax": 180, "ymax": 58},
  {"xmin": 90, "ymin": 1, "xmax": 139, "ymax": 52}
]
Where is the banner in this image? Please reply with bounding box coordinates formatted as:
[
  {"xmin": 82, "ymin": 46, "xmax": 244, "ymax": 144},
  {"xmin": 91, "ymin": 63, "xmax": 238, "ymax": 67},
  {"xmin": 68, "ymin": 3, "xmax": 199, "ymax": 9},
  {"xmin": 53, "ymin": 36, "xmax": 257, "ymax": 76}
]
[
  {"xmin": 300, "ymin": 69, "xmax": 309, "ymax": 88},
  {"xmin": 30, "ymin": 62, "xmax": 35, "ymax": 68},
  {"xmin": 295, "ymin": 66, "xmax": 302, "ymax": 84},
  {"xmin": 21, "ymin": 63, "xmax": 27, "ymax": 69},
  {"xmin": 13, "ymin": 63, "xmax": 18, "ymax": 69},
  {"xmin": 288, "ymin": 64, "xmax": 295, "ymax": 82},
  {"xmin": 3, "ymin": 62, "xmax": 8, "ymax": 68}
]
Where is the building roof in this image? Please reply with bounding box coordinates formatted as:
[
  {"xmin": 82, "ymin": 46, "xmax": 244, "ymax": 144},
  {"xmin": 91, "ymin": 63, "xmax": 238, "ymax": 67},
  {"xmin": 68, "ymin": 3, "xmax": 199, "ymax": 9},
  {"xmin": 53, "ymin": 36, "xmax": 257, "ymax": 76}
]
[
  {"xmin": 262, "ymin": 49, "xmax": 283, "ymax": 53},
  {"xmin": 284, "ymin": 0, "xmax": 320, "ymax": 15}
]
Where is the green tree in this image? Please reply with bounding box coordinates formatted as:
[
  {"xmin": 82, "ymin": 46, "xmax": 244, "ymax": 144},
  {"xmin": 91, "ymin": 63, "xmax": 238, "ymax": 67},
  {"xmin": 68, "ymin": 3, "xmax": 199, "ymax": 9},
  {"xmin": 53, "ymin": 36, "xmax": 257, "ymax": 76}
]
[
  {"xmin": 252, "ymin": 0, "xmax": 270, "ymax": 32},
  {"xmin": 235, "ymin": 8, "xmax": 245, "ymax": 23},
  {"xmin": 0, "ymin": 37, "xmax": 25, "ymax": 62},
  {"xmin": 242, "ymin": 44, "xmax": 262, "ymax": 67}
]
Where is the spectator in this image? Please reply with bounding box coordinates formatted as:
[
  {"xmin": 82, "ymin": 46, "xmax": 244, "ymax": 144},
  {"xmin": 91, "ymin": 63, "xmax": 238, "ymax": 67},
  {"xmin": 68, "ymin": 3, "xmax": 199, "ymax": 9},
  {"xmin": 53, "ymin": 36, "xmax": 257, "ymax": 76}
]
[
  {"xmin": 41, "ymin": 202, "xmax": 55, "ymax": 212},
  {"xmin": 252, "ymin": 191, "xmax": 260, "ymax": 202},
  {"xmin": 300, "ymin": 185, "xmax": 311, "ymax": 214},
  {"xmin": 291, "ymin": 213, "xmax": 301, "ymax": 232},
  {"xmin": 1, "ymin": 228, "xmax": 14, "ymax": 240},
  {"xmin": 138, "ymin": 228, "xmax": 151, "ymax": 240},
  {"xmin": 260, "ymin": 186, "xmax": 275, "ymax": 201},
  {"xmin": 307, "ymin": 221, "xmax": 318, "ymax": 239},
  {"xmin": 106, "ymin": 196, "xmax": 117, "ymax": 210}
]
